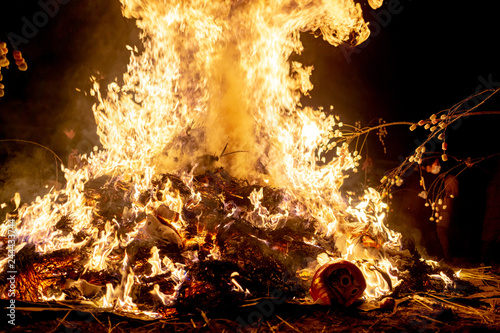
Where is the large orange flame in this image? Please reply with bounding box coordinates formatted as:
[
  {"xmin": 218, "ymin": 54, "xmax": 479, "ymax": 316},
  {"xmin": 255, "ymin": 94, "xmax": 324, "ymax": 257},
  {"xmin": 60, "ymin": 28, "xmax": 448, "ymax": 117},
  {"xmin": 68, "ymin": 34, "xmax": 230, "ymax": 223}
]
[{"xmin": 1, "ymin": 0, "xmax": 403, "ymax": 316}]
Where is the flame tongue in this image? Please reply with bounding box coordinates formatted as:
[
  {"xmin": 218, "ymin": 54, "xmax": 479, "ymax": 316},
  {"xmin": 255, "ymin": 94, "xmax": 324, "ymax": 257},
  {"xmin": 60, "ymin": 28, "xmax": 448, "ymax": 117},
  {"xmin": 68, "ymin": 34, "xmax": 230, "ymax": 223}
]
[{"xmin": 94, "ymin": 0, "xmax": 370, "ymax": 178}]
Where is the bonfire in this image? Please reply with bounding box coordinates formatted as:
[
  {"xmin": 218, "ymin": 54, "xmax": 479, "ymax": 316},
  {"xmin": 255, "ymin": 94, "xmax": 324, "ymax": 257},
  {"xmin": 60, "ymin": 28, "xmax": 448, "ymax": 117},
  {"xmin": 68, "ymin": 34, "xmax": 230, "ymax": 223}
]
[{"xmin": 1, "ymin": 0, "xmax": 499, "ymax": 332}]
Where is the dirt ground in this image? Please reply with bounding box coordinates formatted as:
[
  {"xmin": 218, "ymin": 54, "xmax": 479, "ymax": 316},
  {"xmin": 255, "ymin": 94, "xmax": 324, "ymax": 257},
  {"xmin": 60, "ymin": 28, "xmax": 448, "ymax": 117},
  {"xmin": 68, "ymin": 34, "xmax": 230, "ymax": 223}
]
[{"xmin": 2, "ymin": 266, "xmax": 499, "ymax": 333}]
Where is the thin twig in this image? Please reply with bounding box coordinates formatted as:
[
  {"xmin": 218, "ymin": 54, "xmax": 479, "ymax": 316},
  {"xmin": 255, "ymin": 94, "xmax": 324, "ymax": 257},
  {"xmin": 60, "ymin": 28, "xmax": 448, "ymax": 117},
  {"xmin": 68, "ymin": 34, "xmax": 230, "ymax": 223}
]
[
  {"xmin": 412, "ymin": 298, "xmax": 433, "ymax": 311},
  {"xmin": 276, "ymin": 315, "xmax": 300, "ymax": 332},
  {"xmin": 343, "ymin": 121, "xmax": 414, "ymax": 138},
  {"xmin": 109, "ymin": 321, "xmax": 126, "ymax": 333},
  {"xmin": 423, "ymin": 293, "xmax": 500, "ymax": 320},
  {"xmin": 91, "ymin": 311, "xmax": 103, "ymax": 325},
  {"xmin": 0, "ymin": 139, "xmax": 64, "ymax": 185},
  {"xmin": 201, "ymin": 310, "xmax": 210, "ymax": 325},
  {"xmin": 0, "ymin": 139, "xmax": 64, "ymax": 166},
  {"xmin": 49, "ymin": 310, "xmax": 72, "ymax": 333},
  {"xmin": 14, "ymin": 307, "xmax": 72, "ymax": 311},
  {"xmin": 419, "ymin": 314, "xmax": 446, "ymax": 325}
]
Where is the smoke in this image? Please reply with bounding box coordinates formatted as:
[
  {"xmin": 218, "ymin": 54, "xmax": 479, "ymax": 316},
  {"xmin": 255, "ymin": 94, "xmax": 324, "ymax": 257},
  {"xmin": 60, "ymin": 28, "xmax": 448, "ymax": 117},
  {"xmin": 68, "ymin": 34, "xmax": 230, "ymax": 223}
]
[
  {"xmin": 150, "ymin": 47, "xmax": 259, "ymax": 180},
  {"xmin": 0, "ymin": 143, "xmax": 60, "ymax": 218},
  {"xmin": 204, "ymin": 45, "xmax": 258, "ymax": 179},
  {"xmin": 47, "ymin": 0, "xmax": 140, "ymax": 158},
  {"xmin": 0, "ymin": 0, "xmax": 140, "ymax": 207}
]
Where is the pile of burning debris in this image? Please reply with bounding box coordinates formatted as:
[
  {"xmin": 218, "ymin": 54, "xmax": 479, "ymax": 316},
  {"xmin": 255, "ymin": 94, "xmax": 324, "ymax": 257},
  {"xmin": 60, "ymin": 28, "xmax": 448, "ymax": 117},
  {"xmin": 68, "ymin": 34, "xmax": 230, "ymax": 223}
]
[{"xmin": 0, "ymin": 166, "xmax": 467, "ymax": 320}]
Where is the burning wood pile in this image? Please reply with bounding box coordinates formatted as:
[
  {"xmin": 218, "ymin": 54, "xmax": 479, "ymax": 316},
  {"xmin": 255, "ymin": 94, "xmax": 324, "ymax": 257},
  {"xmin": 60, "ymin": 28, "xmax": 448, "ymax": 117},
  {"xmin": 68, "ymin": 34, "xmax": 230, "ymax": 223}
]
[
  {"xmin": 0, "ymin": 167, "xmax": 387, "ymax": 315},
  {"xmin": 2, "ymin": 167, "xmax": 499, "ymax": 332},
  {"xmin": 0, "ymin": 165, "xmax": 476, "ymax": 317},
  {"xmin": 6, "ymin": 169, "xmax": 317, "ymax": 312}
]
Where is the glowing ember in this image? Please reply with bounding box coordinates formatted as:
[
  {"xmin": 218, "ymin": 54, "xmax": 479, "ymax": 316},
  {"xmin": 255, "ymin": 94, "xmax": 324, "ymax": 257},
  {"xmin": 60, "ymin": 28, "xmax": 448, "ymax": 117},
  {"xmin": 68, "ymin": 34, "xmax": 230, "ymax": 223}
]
[{"xmin": 1, "ymin": 0, "xmax": 405, "ymax": 317}]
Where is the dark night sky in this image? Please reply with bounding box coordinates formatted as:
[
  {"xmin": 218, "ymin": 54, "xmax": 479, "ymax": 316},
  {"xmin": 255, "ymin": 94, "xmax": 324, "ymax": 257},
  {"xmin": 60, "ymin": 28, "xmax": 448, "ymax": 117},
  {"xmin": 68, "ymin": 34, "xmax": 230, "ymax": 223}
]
[
  {"xmin": 0, "ymin": 1, "xmax": 499, "ymax": 257},
  {"xmin": 298, "ymin": 0, "xmax": 500, "ymax": 161},
  {"xmin": 0, "ymin": 0, "xmax": 138, "ymax": 156}
]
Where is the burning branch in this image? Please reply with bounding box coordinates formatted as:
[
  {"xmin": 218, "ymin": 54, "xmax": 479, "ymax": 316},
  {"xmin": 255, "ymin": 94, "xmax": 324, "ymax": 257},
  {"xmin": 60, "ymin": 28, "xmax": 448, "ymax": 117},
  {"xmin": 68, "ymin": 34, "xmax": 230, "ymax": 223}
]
[{"xmin": 378, "ymin": 88, "xmax": 500, "ymax": 203}]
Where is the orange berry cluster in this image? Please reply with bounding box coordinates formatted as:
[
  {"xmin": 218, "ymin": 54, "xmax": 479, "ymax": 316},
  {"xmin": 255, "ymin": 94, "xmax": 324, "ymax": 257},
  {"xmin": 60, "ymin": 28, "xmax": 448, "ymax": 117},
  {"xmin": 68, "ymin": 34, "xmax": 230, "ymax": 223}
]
[
  {"xmin": 0, "ymin": 42, "xmax": 6, "ymax": 97},
  {"xmin": 409, "ymin": 113, "xmax": 450, "ymax": 163},
  {"xmin": 13, "ymin": 50, "xmax": 27, "ymax": 71},
  {"xmin": 0, "ymin": 41, "xmax": 28, "ymax": 98}
]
